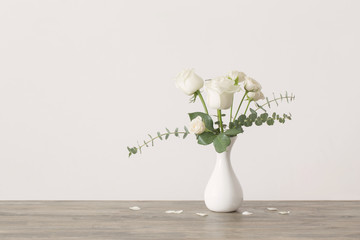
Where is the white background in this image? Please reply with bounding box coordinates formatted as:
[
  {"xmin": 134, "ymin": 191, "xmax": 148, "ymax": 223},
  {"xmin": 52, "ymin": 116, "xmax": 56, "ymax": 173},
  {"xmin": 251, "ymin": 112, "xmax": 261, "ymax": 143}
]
[{"xmin": 1, "ymin": 0, "xmax": 359, "ymax": 200}]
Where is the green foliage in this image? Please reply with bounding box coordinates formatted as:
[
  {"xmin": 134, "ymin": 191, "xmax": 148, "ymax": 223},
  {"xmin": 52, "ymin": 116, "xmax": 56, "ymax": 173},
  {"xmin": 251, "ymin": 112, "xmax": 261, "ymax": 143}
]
[
  {"xmin": 213, "ymin": 133, "xmax": 231, "ymax": 153},
  {"xmin": 183, "ymin": 126, "xmax": 190, "ymax": 139},
  {"xmin": 197, "ymin": 132, "xmax": 217, "ymax": 145},
  {"xmin": 128, "ymin": 91, "xmax": 295, "ymax": 157},
  {"xmin": 225, "ymin": 128, "xmax": 243, "ymax": 136}
]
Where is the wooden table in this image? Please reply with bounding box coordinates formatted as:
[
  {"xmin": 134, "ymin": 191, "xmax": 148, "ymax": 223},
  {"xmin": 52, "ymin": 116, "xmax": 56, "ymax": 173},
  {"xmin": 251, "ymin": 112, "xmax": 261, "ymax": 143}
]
[{"xmin": 0, "ymin": 201, "xmax": 359, "ymax": 239}]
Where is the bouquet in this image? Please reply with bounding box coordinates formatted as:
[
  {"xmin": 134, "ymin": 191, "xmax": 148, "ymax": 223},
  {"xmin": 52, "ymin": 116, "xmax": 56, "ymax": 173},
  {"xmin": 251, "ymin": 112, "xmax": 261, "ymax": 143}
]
[{"xmin": 128, "ymin": 69, "xmax": 294, "ymax": 156}]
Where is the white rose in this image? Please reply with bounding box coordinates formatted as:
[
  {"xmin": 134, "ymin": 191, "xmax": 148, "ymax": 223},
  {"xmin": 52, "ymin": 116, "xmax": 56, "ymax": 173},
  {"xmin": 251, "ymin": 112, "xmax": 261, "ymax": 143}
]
[
  {"xmin": 244, "ymin": 76, "xmax": 262, "ymax": 92},
  {"xmin": 227, "ymin": 71, "xmax": 246, "ymax": 84},
  {"xmin": 205, "ymin": 76, "xmax": 241, "ymax": 110},
  {"xmin": 189, "ymin": 116, "xmax": 206, "ymax": 134},
  {"xmin": 175, "ymin": 69, "xmax": 204, "ymax": 95},
  {"xmin": 247, "ymin": 91, "xmax": 265, "ymax": 101}
]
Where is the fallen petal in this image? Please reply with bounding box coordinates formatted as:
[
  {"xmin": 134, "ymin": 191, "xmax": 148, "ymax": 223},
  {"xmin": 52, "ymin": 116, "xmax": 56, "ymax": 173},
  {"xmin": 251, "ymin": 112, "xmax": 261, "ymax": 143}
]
[
  {"xmin": 242, "ymin": 211, "xmax": 253, "ymax": 216},
  {"xmin": 266, "ymin": 207, "xmax": 278, "ymax": 211},
  {"xmin": 165, "ymin": 210, "xmax": 183, "ymax": 214},
  {"xmin": 129, "ymin": 206, "xmax": 141, "ymax": 211},
  {"xmin": 196, "ymin": 213, "xmax": 208, "ymax": 217},
  {"xmin": 278, "ymin": 211, "xmax": 291, "ymax": 215}
]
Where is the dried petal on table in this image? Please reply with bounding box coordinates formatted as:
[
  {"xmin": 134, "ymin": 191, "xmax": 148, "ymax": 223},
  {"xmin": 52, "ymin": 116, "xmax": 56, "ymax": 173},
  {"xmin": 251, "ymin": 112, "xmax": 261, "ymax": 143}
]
[
  {"xmin": 278, "ymin": 211, "xmax": 291, "ymax": 215},
  {"xmin": 129, "ymin": 206, "xmax": 141, "ymax": 211},
  {"xmin": 242, "ymin": 211, "xmax": 253, "ymax": 216},
  {"xmin": 165, "ymin": 210, "xmax": 183, "ymax": 214},
  {"xmin": 196, "ymin": 213, "xmax": 208, "ymax": 217}
]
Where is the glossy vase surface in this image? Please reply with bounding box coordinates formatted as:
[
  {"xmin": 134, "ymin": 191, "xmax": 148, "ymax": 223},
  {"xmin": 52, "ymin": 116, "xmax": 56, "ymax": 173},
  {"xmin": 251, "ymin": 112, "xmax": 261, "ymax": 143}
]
[{"xmin": 204, "ymin": 136, "xmax": 243, "ymax": 212}]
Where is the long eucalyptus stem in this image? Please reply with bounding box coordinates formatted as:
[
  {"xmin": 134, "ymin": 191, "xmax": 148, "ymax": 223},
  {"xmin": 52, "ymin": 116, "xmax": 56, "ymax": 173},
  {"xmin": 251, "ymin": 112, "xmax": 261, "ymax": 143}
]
[
  {"xmin": 139, "ymin": 131, "xmax": 186, "ymax": 149},
  {"xmin": 217, "ymin": 109, "xmax": 224, "ymax": 132},
  {"xmin": 230, "ymin": 103, "xmax": 233, "ymax": 122},
  {"xmin": 233, "ymin": 90, "xmax": 248, "ymax": 120},
  {"xmin": 254, "ymin": 94, "xmax": 295, "ymax": 111}
]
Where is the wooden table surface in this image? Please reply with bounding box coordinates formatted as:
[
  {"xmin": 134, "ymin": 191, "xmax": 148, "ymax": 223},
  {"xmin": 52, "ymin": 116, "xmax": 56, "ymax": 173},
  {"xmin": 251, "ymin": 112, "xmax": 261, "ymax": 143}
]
[{"xmin": 0, "ymin": 201, "xmax": 359, "ymax": 240}]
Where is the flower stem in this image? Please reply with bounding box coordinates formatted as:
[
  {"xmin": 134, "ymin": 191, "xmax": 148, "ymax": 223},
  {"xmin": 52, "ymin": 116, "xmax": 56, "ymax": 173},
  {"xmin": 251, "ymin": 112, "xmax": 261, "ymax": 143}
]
[
  {"xmin": 217, "ymin": 109, "xmax": 224, "ymax": 132},
  {"xmin": 244, "ymin": 100, "xmax": 252, "ymax": 115},
  {"xmin": 230, "ymin": 103, "xmax": 233, "ymax": 122},
  {"xmin": 197, "ymin": 90, "xmax": 209, "ymax": 115},
  {"xmin": 233, "ymin": 90, "xmax": 248, "ymax": 120}
]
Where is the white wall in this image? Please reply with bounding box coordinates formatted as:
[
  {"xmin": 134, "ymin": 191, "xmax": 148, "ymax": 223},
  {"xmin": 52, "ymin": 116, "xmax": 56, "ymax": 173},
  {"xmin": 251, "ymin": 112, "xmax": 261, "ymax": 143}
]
[{"xmin": 1, "ymin": 0, "xmax": 359, "ymax": 200}]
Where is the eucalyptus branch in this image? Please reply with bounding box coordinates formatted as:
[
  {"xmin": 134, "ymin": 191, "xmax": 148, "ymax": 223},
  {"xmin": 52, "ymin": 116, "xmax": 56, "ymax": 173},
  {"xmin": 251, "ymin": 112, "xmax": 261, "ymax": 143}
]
[
  {"xmin": 255, "ymin": 92, "xmax": 295, "ymax": 112},
  {"xmin": 127, "ymin": 126, "xmax": 190, "ymax": 157}
]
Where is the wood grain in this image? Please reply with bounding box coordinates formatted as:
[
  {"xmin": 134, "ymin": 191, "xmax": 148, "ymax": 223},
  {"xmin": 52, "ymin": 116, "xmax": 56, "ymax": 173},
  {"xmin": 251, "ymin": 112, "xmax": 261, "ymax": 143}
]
[{"xmin": 0, "ymin": 201, "xmax": 359, "ymax": 240}]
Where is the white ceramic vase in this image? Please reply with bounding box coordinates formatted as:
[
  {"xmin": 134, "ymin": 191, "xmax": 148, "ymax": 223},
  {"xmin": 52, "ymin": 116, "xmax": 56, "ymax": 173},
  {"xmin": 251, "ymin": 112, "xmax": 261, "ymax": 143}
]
[{"xmin": 204, "ymin": 136, "xmax": 243, "ymax": 212}]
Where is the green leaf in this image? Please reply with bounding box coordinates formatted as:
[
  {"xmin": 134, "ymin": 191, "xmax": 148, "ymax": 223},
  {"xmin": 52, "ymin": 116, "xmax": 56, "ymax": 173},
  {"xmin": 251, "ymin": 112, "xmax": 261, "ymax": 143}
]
[
  {"xmin": 183, "ymin": 132, "xmax": 188, "ymax": 139},
  {"xmin": 166, "ymin": 128, "xmax": 171, "ymax": 134},
  {"xmin": 175, "ymin": 128, "xmax": 179, "ymax": 137},
  {"xmin": 267, "ymin": 118, "xmax": 274, "ymax": 125},
  {"xmin": 224, "ymin": 128, "xmax": 243, "ymax": 136},
  {"xmin": 165, "ymin": 134, "xmax": 169, "ymax": 140},
  {"xmin": 260, "ymin": 113, "xmax": 268, "ymax": 122},
  {"xmin": 198, "ymin": 132, "xmax": 217, "ymax": 145},
  {"xmin": 238, "ymin": 115, "xmax": 246, "ymax": 124},
  {"xmin": 244, "ymin": 120, "xmax": 253, "ymax": 127},
  {"xmin": 248, "ymin": 113, "xmax": 257, "ymax": 121},
  {"xmin": 213, "ymin": 133, "xmax": 231, "ymax": 153},
  {"xmin": 129, "ymin": 147, "xmax": 137, "ymax": 154},
  {"xmin": 255, "ymin": 118, "xmax": 263, "ymax": 126},
  {"xmin": 184, "ymin": 126, "xmax": 189, "ymax": 134},
  {"xmin": 250, "ymin": 108, "xmax": 256, "ymax": 114},
  {"xmin": 157, "ymin": 132, "xmax": 163, "ymax": 140},
  {"xmin": 188, "ymin": 112, "xmax": 215, "ymax": 131},
  {"xmin": 144, "ymin": 141, "xmax": 149, "ymax": 147}
]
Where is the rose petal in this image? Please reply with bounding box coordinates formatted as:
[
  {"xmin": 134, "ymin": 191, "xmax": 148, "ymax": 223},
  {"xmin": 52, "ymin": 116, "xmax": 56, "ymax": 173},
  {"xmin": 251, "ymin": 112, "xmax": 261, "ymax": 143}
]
[
  {"xmin": 196, "ymin": 213, "xmax": 208, "ymax": 217},
  {"xmin": 266, "ymin": 207, "xmax": 278, "ymax": 211},
  {"xmin": 165, "ymin": 210, "xmax": 183, "ymax": 214},
  {"xmin": 278, "ymin": 211, "xmax": 291, "ymax": 215},
  {"xmin": 242, "ymin": 211, "xmax": 253, "ymax": 216},
  {"xmin": 129, "ymin": 206, "xmax": 140, "ymax": 211}
]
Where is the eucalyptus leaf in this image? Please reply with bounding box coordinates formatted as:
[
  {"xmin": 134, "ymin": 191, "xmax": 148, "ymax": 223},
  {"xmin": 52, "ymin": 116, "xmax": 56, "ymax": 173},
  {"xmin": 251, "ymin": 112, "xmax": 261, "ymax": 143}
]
[
  {"xmin": 260, "ymin": 113, "xmax": 268, "ymax": 122},
  {"xmin": 238, "ymin": 115, "xmax": 246, "ymax": 125},
  {"xmin": 198, "ymin": 132, "xmax": 217, "ymax": 145},
  {"xmin": 213, "ymin": 133, "xmax": 231, "ymax": 153},
  {"xmin": 255, "ymin": 118, "xmax": 263, "ymax": 126},
  {"xmin": 225, "ymin": 128, "xmax": 243, "ymax": 136},
  {"xmin": 267, "ymin": 118, "xmax": 275, "ymax": 125},
  {"xmin": 249, "ymin": 113, "xmax": 257, "ymax": 121}
]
